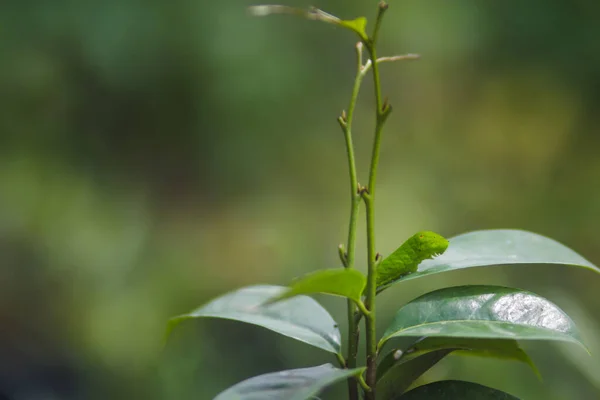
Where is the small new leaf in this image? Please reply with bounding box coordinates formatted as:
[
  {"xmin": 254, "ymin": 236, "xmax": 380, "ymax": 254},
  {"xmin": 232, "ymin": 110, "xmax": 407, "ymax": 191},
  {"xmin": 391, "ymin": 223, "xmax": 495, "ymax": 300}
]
[
  {"xmin": 339, "ymin": 17, "xmax": 369, "ymax": 40},
  {"xmin": 248, "ymin": 5, "xmax": 369, "ymax": 41},
  {"xmin": 265, "ymin": 269, "xmax": 367, "ymax": 305}
]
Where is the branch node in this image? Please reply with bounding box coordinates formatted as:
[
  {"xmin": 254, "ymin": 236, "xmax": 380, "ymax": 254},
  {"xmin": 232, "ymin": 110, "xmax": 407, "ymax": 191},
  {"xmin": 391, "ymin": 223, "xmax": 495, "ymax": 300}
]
[
  {"xmin": 337, "ymin": 115, "xmax": 347, "ymax": 130},
  {"xmin": 338, "ymin": 244, "xmax": 348, "ymax": 266}
]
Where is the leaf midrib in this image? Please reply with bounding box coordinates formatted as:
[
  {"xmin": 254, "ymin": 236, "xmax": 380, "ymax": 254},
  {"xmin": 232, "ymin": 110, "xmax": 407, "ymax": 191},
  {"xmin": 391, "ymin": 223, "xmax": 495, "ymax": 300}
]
[{"xmin": 382, "ymin": 319, "xmax": 581, "ymax": 346}]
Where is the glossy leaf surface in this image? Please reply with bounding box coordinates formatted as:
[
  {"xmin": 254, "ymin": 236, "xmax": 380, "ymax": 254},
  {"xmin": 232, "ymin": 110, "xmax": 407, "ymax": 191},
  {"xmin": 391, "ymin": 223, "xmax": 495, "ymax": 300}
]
[
  {"xmin": 167, "ymin": 285, "xmax": 341, "ymax": 354},
  {"xmin": 213, "ymin": 363, "xmax": 364, "ymax": 400},
  {"xmin": 380, "ymin": 285, "xmax": 585, "ymax": 351},
  {"xmin": 378, "ymin": 230, "xmax": 599, "ymax": 291},
  {"xmin": 397, "ymin": 380, "xmax": 520, "ymax": 399},
  {"xmin": 267, "ymin": 269, "xmax": 366, "ymax": 304}
]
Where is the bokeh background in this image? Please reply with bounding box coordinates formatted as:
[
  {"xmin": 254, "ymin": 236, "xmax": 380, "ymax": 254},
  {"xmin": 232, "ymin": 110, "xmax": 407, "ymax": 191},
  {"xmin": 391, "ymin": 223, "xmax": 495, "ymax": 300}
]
[{"xmin": 1, "ymin": 0, "xmax": 600, "ymax": 399}]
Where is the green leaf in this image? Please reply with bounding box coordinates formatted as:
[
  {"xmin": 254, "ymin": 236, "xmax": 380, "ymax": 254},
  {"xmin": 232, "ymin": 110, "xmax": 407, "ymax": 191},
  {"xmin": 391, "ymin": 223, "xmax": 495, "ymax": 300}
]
[
  {"xmin": 377, "ymin": 349, "xmax": 453, "ymax": 399},
  {"xmin": 167, "ymin": 285, "xmax": 342, "ymax": 354},
  {"xmin": 213, "ymin": 363, "xmax": 364, "ymax": 400},
  {"xmin": 379, "ymin": 285, "xmax": 587, "ymax": 352},
  {"xmin": 266, "ymin": 269, "xmax": 366, "ymax": 304},
  {"xmin": 397, "ymin": 380, "xmax": 520, "ymax": 399},
  {"xmin": 377, "ymin": 230, "xmax": 600, "ymax": 291},
  {"xmin": 248, "ymin": 5, "xmax": 369, "ymax": 40},
  {"xmin": 378, "ymin": 337, "xmax": 539, "ymax": 385},
  {"xmin": 339, "ymin": 17, "xmax": 368, "ymax": 39},
  {"xmin": 418, "ymin": 337, "xmax": 538, "ymax": 378}
]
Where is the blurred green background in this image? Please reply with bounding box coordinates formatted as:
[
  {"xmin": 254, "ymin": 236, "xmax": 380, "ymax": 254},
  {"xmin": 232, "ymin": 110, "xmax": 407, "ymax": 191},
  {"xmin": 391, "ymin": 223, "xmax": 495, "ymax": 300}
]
[{"xmin": 1, "ymin": 0, "xmax": 599, "ymax": 399}]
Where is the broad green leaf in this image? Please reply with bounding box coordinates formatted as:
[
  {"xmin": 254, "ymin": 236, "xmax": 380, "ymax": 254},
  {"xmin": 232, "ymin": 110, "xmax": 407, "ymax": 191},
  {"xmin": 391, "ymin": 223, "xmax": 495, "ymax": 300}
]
[
  {"xmin": 378, "ymin": 338, "xmax": 539, "ymax": 383},
  {"xmin": 377, "ymin": 349, "xmax": 453, "ymax": 399},
  {"xmin": 377, "ymin": 229, "xmax": 600, "ymax": 291},
  {"xmin": 248, "ymin": 5, "xmax": 369, "ymax": 40},
  {"xmin": 213, "ymin": 363, "xmax": 364, "ymax": 400},
  {"xmin": 267, "ymin": 269, "xmax": 366, "ymax": 304},
  {"xmin": 379, "ymin": 285, "xmax": 586, "ymax": 352},
  {"xmin": 167, "ymin": 285, "xmax": 342, "ymax": 354},
  {"xmin": 398, "ymin": 380, "xmax": 520, "ymax": 399}
]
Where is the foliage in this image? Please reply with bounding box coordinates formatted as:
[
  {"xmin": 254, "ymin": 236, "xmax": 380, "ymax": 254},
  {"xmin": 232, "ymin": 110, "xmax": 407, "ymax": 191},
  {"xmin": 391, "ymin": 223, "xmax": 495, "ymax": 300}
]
[{"xmin": 165, "ymin": 2, "xmax": 600, "ymax": 399}]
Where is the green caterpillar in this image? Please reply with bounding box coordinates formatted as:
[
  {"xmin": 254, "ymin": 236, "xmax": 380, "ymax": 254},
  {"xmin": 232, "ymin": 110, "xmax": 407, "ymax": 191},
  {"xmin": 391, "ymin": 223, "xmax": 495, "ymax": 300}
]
[{"xmin": 376, "ymin": 231, "xmax": 449, "ymax": 288}]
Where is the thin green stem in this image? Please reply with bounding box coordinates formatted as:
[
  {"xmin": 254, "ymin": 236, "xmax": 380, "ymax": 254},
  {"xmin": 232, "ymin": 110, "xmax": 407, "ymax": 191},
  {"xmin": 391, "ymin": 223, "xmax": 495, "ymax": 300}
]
[
  {"xmin": 363, "ymin": 3, "xmax": 390, "ymax": 399},
  {"xmin": 339, "ymin": 41, "xmax": 368, "ymax": 400},
  {"xmin": 354, "ymin": 300, "xmax": 371, "ymax": 318},
  {"xmin": 363, "ymin": 194, "xmax": 378, "ymax": 400},
  {"xmin": 356, "ymin": 374, "xmax": 372, "ymax": 393}
]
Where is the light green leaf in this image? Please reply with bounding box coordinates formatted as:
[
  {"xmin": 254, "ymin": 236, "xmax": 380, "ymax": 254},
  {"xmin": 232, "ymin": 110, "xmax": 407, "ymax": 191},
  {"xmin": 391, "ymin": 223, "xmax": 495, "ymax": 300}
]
[
  {"xmin": 379, "ymin": 285, "xmax": 586, "ymax": 352},
  {"xmin": 167, "ymin": 285, "xmax": 341, "ymax": 354},
  {"xmin": 397, "ymin": 380, "xmax": 520, "ymax": 399},
  {"xmin": 213, "ymin": 363, "xmax": 364, "ymax": 400},
  {"xmin": 248, "ymin": 5, "xmax": 369, "ymax": 40},
  {"xmin": 339, "ymin": 17, "xmax": 368, "ymax": 39},
  {"xmin": 267, "ymin": 269, "xmax": 366, "ymax": 304},
  {"xmin": 377, "ymin": 230, "xmax": 600, "ymax": 291}
]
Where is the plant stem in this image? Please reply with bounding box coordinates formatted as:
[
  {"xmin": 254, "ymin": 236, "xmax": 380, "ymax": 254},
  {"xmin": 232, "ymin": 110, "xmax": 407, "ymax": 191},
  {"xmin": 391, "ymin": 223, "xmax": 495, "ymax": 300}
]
[
  {"xmin": 354, "ymin": 300, "xmax": 371, "ymax": 317},
  {"xmin": 363, "ymin": 195, "xmax": 378, "ymax": 400},
  {"xmin": 339, "ymin": 41, "xmax": 368, "ymax": 400},
  {"xmin": 357, "ymin": 374, "xmax": 372, "ymax": 393},
  {"xmin": 363, "ymin": 3, "xmax": 390, "ymax": 399}
]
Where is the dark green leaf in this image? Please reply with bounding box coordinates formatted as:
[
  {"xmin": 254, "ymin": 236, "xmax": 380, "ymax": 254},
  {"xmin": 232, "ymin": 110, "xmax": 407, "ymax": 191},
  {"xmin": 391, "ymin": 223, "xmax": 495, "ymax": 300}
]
[
  {"xmin": 167, "ymin": 285, "xmax": 342, "ymax": 354},
  {"xmin": 398, "ymin": 380, "xmax": 520, "ymax": 399},
  {"xmin": 213, "ymin": 363, "xmax": 364, "ymax": 400},
  {"xmin": 377, "ymin": 349, "xmax": 452, "ymax": 399},
  {"xmin": 267, "ymin": 269, "xmax": 366, "ymax": 304},
  {"xmin": 378, "ymin": 230, "xmax": 599, "ymax": 291},
  {"xmin": 378, "ymin": 338, "xmax": 539, "ymax": 383},
  {"xmin": 379, "ymin": 285, "xmax": 586, "ymax": 352}
]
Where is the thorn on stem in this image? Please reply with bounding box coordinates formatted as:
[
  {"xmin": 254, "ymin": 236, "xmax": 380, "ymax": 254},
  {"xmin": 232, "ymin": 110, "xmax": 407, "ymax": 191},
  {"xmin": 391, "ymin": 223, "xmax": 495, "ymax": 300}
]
[{"xmin": 375, "ymin": 253, "xmax": 382, "ymax": 262}]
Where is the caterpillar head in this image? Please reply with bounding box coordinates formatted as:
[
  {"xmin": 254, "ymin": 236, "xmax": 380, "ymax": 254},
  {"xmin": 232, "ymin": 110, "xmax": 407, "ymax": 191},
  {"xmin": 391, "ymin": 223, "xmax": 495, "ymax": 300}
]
[{"xmin": 411, "ymin": 231, "xmax": 449, "ymax": 260}]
